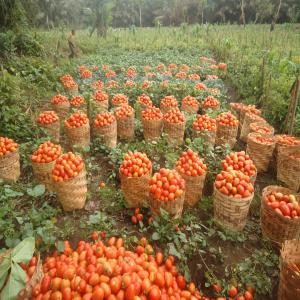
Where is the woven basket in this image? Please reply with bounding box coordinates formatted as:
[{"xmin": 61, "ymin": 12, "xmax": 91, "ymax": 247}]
[
  {"xmin": 120, "ymin": 169, "xmax": 152, "ymax": 208},
  {"xmin": 117, "ymin": 115, "xmax": 135, "ymax": 140},
  {"xmin": 229, "ymin": 102, "xmax": 245, "ymax": 120},
  {"xmin": 0, "ymin": 251, "xmax": 43, "ymax": 300},
  {"xmin": 181, "ymin": 173, "xmax": 206, "ymax": 206},
  {"xmin": 260, "ymin": 186, "xmax": 300, "ymax": 244},
  {"xmin": 246, "ymin": 133, "xmax": 275, "ymax": 173},
  {"xmin": 240, "ymin": 109, "xmax": 261, "ymax": 129},
  {"xmin": 93, "ymin": 99, "xmax": 109, "ymax": 113},
  {"xmin": 54, "ymin": 169, "xmax": 87, "ymax": 211},
  {"xmin": 240, "ymin": 113, "xmax": 266, "ymax": 142},
  {"xmin": 192, "ymin": 129, "xmax": 216, "ymax": 149},
  {"xmin": 142, "ymin": 118, "xmax": 163, "ymax": 140},
  {"xmin": 94, "ymin": 121, "xmax": 117, "ymax": 148},
  {"xmin": 249, "ymin": 122, "xmax": 274, "ymax": 137},
  {"xmin": 277, "ymin": 151, "xmax": 300, "ymax": 192},
  {"xmin": 278, "ymin": 240, "xmax": 300, "ymax": 300},
  {"xmin": 163, "ymin": 120, "xmax": 186, "ymax": 146},
  {"xmin": 40, "ymin": 121, "xmax": 60, "ymax": 143},
  {"xmin": 66, "ymin": 123, "xmax": 90, "ymax": 150},
  {"xmin": 213, "ymin": 187, "xmax": 254, "ymax": 231},
  {"xmin": 215, "ymin": 124, "xmax": 238, "ymax": 149},
  {"xmin": 182, "ymin": 104, "xmax": 199, "ymax": 114},
  {"xmin": 51, "ymin": 102, "xmax": 70, "ymax": 120},
  {"xmin": 0, "ymin": 150, "xmax": 20, "ymax": 182},
  {"xmin": 149, "ymin": 193, "xmax": 185, "ymax": 218},
  {"xmin": 32, "ymin": 160, "xmax": 56, "ymax": 191}
]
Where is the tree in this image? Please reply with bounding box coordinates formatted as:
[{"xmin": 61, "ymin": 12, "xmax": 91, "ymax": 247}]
[
  {"xmin": 270, "ymin": 0, "xmax": 282, "ymax": 31},
  {"xmin": 249, "ymin": 0, "xmax": 274, "ymax": 24}
]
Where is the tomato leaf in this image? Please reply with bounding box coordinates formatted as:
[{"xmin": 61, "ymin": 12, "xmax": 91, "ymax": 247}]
[
  {"xmin": 1, "ymin": 262, "xmax": 26, "ymax": 300},
  {"xmin": 0, "ymin": 255, "xmax": 11, "ymax": 290},
  {"xmin": 12, "ymin": 237, "xmax": 35, "ymax": 263},
  {"xmin": 26, "ymin": 184, "xmax": 45, "ymax": 198}
]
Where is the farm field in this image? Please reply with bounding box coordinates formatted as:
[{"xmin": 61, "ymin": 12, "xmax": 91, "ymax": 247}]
[{"xmin": 1, "ymin": 25, "xmax": 300, "ymax": 300}]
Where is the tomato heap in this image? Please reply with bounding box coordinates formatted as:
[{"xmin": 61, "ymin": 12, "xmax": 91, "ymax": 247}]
[
  {"xmin": 141, "ymin": 107, "xmax": 163, "ymax": 121},
  {"xmin": 71, "ymin": 96, "xmax": 85, "ymax": 107},
  {"xmin": 206, "ymin": 75, "xmax": 218, "ymax": 80},
  {"xmin": 216, "ymin": 112, "xmax": 239, "ymax": 126},
  {"xmin": 105, "ymin": 70, "xmax": 117, "ymax": 78},
  {"xmin": 52, "ymin": 152, "xmax": 84, "ymax": 182},
  {"xmin": 126, "ymin": 67, "xmax": 136, "ymax": 78},
  {"xmin": 275, "ymin": 134, "xmax": 300, "ymax": 146},
  {"xmin": 92, "ymin": 90, "xmax": 109, "ymax": 102},
  {"xmin": 160, "ymin": 96, "xmax": 178, "ymax": 110},
  {"xmin": 94, "ymin": 112, "xmax": 116, "ymax": 127},
  {"xmin": 203, "ymin": 96, "xmax": 219, "ymax": 109},
  {"xmin": 175, "ymin": 72, "xmax": 187, "ymax": 79},
  {"xmin": 251, "ymin": 135, "xmax": 274, "ymax": 145},
  {"xmin": 51, "ymin": 94, "xmax": 69, "ymax": 105},
  {"xmin": 194, "ymin": 83, "xmax": 207, "ymax": 90},
  {"xmin": 163, "ymin": 109, "xmax": 185, "ymax": 124},
  {"xmin": 125, "ymin": 80, "xmax": 135, "ymax": 88},
  {"xmin": 221, "ymin": 151, "xmax": 256, "ymax": 178},
  {"xmin": 91, "ymin": 80, "xmax": 104, "ymax": 89},
  {"xmin": 188, "ymin": 74, "xmax": 200, "ymax": 81},
  {"xmin": 168, "ymin": 63, "xmax": 177, "ymax": 69},
  {"xmin": 81, "ymin": 69, "xmax": 93, "ymax": 79},
  {"xmin": 0, "ymin": 137, "xmax": 18, "ymax": 156},
  {"xmin": 215, "ymin": 170, "xmax": 254, "ymax": 198},
  {"xmin": 150, "ymin": 168, "xmax": 185, "ymax": 202},
  {"xmin": 60, "ymin": 74, "xmax": 77, "ymax": 90},
  {"xmin": 64, "ymin": 112, "xmax": 89, "ymax": 129},
  {"xmin": 31, "ymin": 237, "xmax": 204, "ymax": 300},
  {"xmin": 31, "ymin": 141, "xmax": 62, "ymax": 164},
  {"xmin": 180, "ymin": 64, "xmax": 189, "ymax": 71},
  {"xmin": 157, "ymin": 63, "xmax": 165, "ymax": 70},
  {"xmin": 119, "ymin": 152, "xmax": 152, "ymax": 177},
  {"xmin": 20, "ymin": 256, "xmax": 38, "ymax": 283},
  {"xmin": 112, "ymin": 94, "xmax": 129, "ymax": 106},
  {"xmin": 192, "ymin": 114, "xmax": 216, "ymax": 131},
  {"xmin": 250, "ymin": 123, "xmax": 272, "ymax": 135},
  {"xmin": 265, "ymin": 191, "xmax": 300, "ymax": 219},
  {"xmin": 138, "ymin": 94, "xmax": 152, "ymax": 107},
  {"xmin": 115, "ymin": 105, "xmax": 134, "ymax": 120},
  {"xmin": 182, "ymin": 96, "xmax": 199, "ymax": 108},
  {"xmin": 107, "ymin": 80, "xmax": 118, "ymax": 88},
  {"xmin": 175, "ymin": 149, "xmax": 207, "ymax": 177},
  {"xmin": 241, "ymin": 105, "xmax": 261, "ymax": 116},
  {"xmin": 37, "ymin": 111, "xmax": 59, "ymax": 125},
  {"xmin": 229, "ymin": 102, "xmax": 245, "ymax": 111},
  {"xmin": 141, "ymin": 80, "xmax": 151, "ymax": 89}
]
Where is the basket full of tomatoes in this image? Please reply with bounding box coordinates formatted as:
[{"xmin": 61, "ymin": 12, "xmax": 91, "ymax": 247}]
[
  {"xmin": 160, "ymin": 95, "xmax": 178, "ymax": 114},
  {"xmin": 246, "ymin": 133, "xmax": 275, "ymax": 173},
  {"xmin": 137, "ymin": 94, "xmax": 153, "ymax": 114},
  {"xmin": 192, "ymin": 114, "xmax": 217, "ymax": 148},
  {"xmin": 278, "ymin": 240, "xmax": 300, "ymax": 300},
  {"xmin": 93, "ymin": 112, "xmax": 117, "ymax": 148},
  {"xmin": 239, "ymin": 105, "xmax": 261, "ymax": 128},
  {"xmin": 175, "ymin": 149, "xmax": 207, "ymax": 206},
  {"xmin": 181, "ymin": 95, "xmax": 199, "ymax": 114},
  {"xmin": 249, "ymin": 121, "xmax": 275, "ymax": 137},
  {"xmin": 141, "ymin": 107, "xmax": 163, "ymax": 140},
  {"xmin": 64, "ymin": 111, "xmax": 90, "ymax": 150},
  {"xmin": 51, "ymin": 94, "xmax": 70, "ymax": 119},
  {"xmin": 213, "ymin": 170, "xmax": 254, "ymax": 231},
  {"xmin": 240, "ymin": 112, "xmax": 267, "ymax": 142},
  {"xmin": 51, "ymin": 152, "xmax": 87, "ymax": 211},
  {"xmin": 119, "ymin": 152, "xmax": 152, "ymax": 208},
  {"xmin": 92, "ymin": 90, "xmax": 109, "ymax": 112},
  {"xmin": 202, "ymin": 95, "xmax": 220, "ymax": 113},
  {"xmin": 149, "ymin": 168, "xmax": 185, "ymax": 218},
  {"xmin": 115, "ymin": 105, "xmax": 135, "ymax": 141},
  {"xmin": 0, "ymin": 137, "xmax": 20, "ymax": 182},
  {"xmin": 37, "ymin": 111, "xmax": 60, "ymax": 143},
  {"xmin": 277, "ymin": 151, "xmax": 300, "ymax": 192},
  {"xmin": 261, "ymin": 185, "xmax": 300, "ymax": 244},
  {"xmin": 163, "ymin": 109, "xmax": 186, "ymax": 146},
  {"xmin": 215, "ymin": 112, "xmax": 239, "ymax": 149},
  {"xmin": 31, "ymin": 141, "xmax": 62, "ymax": 191}
]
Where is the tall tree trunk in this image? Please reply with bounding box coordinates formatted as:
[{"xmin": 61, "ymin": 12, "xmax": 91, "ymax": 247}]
[
  {"xmin": 254, "ymin": 13, "xmax": 259, "ymax": 24},
  {"xmin": 270, "ymin": 0, "xmax": 282, "ymax": 32},
  {"xmin": 139, "ymin": 6, "xmax": 142, "ymax": 27},
  {"xmin": 240, "ymin": 0, "xmax": 246, "ymax": 27},
  {"xmin": 201, "ymin": 9, "xmax": 204, "ymax": 24}
]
